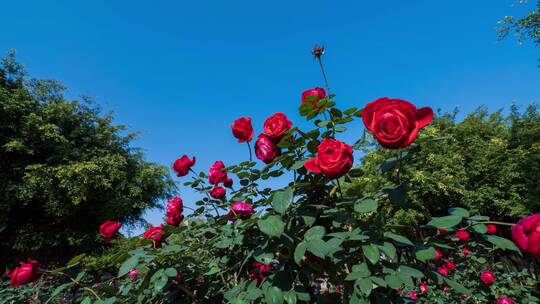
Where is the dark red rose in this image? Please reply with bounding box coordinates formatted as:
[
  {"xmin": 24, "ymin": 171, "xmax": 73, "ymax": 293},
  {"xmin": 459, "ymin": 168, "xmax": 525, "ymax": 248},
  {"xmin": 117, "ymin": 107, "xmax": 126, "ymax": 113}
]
[
  {"xmin": 172, "ymin": 155, "xmax": 195, "ymax": 177},
  {"xmin": 301, "ymin": 88, "xmax": 326, "ymax": 109},
  {"xmin": 143, "ymin": 224, "xmax": 164, "ymax": 247},
  {"xmin": 435, "ymin": 249, "xmax": 443, "ymax": 260},
  {"xmin": 99, "ymin": 220, "xmax": 122, "ymax": 242},
  {"xmin": 255, "ymin": 134, "xmax": 280, "ymax": 164},
  {"xmin": 208, "ymin": 160, "xmax": 228, "ymax": 185},
  {"xmin": 312, "ymin": 45, "xmax": 325, "ymax": 58},
  {"xmin": 497, "ymin": 296, "xmax": 515, "ymax": 304},
  {"xmin": 437, "ymin": 228, "xmax": 448, "ymax": 233},
  {"xmin": 166, "ymin": 197, "xmax": 184, "ymax": 227},
  {"xmin": 512, "ymin": 213, "xmax": 540, "ymax": 260},
  {"xmin": 480, "ymin": 271, "xmax": 495, "ymax": 285},
  {"xmin": 444, "ymin": 260, "xmax": 456, "ymax": 270},
  {"xmin": 231, "ymin": 117, "xmax": 254, "ymax": 142},
  {"xmin": 304, "ymin": 138, "xmax": 353, "ymax": 179},
  {"xmin": 455, "ymin": 230, "xmax": 469, "ymax": 242},
  {"xmin": 461, "ymin": 247, "xmax": 471, "ymax": 256},
  {"xmin": 227, "ymin": 202, "xmax": 254, "ymax": 222},
  {"xmin": 210, "ymin": 186, "xmax": 226, "ymax": 199},
  {"xmin": 486, "ymin": 224, "xmax": 497, "ymax": 234},
  {"xmin": 362, "ymin": 97, "xmax": 433, "ymax": 149},
  {"xmin": 9, "ymin": 259, "xmax": 40, "ymax": 287},
  {"xmin": 223, "ymin": 178, "xmax": 233, "ymax": 188},
  {"xmin": 248, "ymin": 261, "xmax": 272, "ymax": 284},
  {"xmin": 263, "ymin": 112, "xmax": 292, "ymax": 142}
]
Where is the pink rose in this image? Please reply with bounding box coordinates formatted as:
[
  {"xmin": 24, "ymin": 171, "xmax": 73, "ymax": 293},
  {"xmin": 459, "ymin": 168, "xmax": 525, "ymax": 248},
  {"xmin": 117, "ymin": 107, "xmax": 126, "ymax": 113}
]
[
  {"xmin": 227, "ymin": 202, "xmax": 254, "ymax": 222},
  {"xmin": 419, "ymin": 282, "xmax": 429, "ymax": 293},
  {"xmin": 231, "ymin": 117, "xmax": 254, "ymax": 142},
  {"xmin": 172, "ymin": 155, "xmax": 195, "ymax": 177},
  {"xmin": 255, "ymin": 134, "xmax": 280, "ymax": 164},
  {"xmin": 497, "ymin": 296, "xmax": 515, "ymax": 304},
  {"xmin": 166, "ymin": 197, "xmax": 184, "ymax": 227},
  {"xmin": 99, "ymin": 220, "xmax": 122, "ymax": 242},
  {"xmin": 408, "ymin": 291, "xmax": 418, "ymax": 301},
  {"xmin": 210, "ymin": 186, "xmax": 226, "ymax": 199},
  {"xmin": 129, "ymin": 268, "xmax": 138, "ymax": 281},
  {"xmin": 512, "ymin": 213, "xmax": 540, "ymax": 260},
  {"xmin": 437, "ymin": 266, "xmax": 449, "ymax": 276}
]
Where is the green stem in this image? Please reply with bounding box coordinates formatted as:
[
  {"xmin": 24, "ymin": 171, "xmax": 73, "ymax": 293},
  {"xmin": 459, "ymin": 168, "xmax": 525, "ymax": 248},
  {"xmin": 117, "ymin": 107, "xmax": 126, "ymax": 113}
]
[
  {"xmin": 246, "ymin": 141, "xmax": 253, "ymax": 162},
  {"xmin": 472, "ymin": 221, "xmax": 515, "ymax": 227}
]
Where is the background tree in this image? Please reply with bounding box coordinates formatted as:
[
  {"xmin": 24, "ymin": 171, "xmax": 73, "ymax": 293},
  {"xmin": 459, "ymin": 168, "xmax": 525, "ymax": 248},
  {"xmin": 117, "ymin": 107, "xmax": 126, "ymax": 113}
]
[
  {"xmin": 499, "ymin": 0, "xmax": 540, "ymax": 65},
  {"xmin": 0, "ymin": 51, "xmax": 175, "ymax": 266}
]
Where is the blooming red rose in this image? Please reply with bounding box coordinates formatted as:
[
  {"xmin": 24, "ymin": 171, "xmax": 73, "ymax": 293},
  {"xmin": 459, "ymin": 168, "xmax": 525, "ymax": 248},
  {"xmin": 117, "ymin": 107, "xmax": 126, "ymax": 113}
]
[
  {"xmin": 255, "ymin": 134, "xmax": 280, "ymax": 164},
  {"xmin": 512, "ymin": 213, "xmax": 540, "ymax": 260},
  {"xmin": 455, "ymin": 230, "xmax": 469, "ymax": 242},
  {"xmin": 362, "ymin": 97, "xmax": 433, "ymax": 149},
  {"xmin": 210, "ymin": 186, "xmax": 226, "ymax": 199},
  {"xmin": 248, "ymin": 261, "xmax": 271, "ymax": 284},
  {"xmin": 437, "ymin": 266, "xmax": 449, "ymax": 276},
  {"xmin": 408, "ymin": 291, "xmax": 418, "ymax": 301},
  {"xmin": 301, "ymin": 88, "xmax": 326, "ymax": 109},
  {"xmin": 227, "ymin": 202, "xmax": 254, "ymax": 222},
  {"xmin": 129, "ymin": 268, "xmax": 138, "ymax": 281},
  {"xmin": 208, "ymin": 160, "xmax": 229, "ymax": 185},
  {"xmin": 143, "ymin": 224, "xmax": 164, "ymax": 247},
  {"xmin": 304, "ymin": 138, "xmax": 353, "ymax": 179},
  {"xmin": 461, "ymin": 247, "xmax": 471, "ymax": 256},
  {"xmin": 419, "ymin": 282, "xmax": 429, "ymax": 293},
  {"xmin": 486, "ymin": 224, "xmax": 497, "ymax": 234},
  {"xmin": 166, "ymin": 197, "xmax": 184, "ymax": 227},
  {"xmin": 172, "ymin": 155, "xmax": 195, "ymax": 177},
  {"xmin": 497, "ymin": 296, "xmax": 515, "ymax": 304},
  {"xmin": 444, "ymin": 260, "xmax": 456, "ymax": 271},
  {"xmin": 231, "ymin": 117, "xmax": 254, "ymax": 142},
  {"xmin": 263, "ymin": 112, "xmax": 292, "ymax": 142},
  {"xmin": 99, "ymin": 220, "xmax": 122, "ymax": 242},
  {"xmin": 9, "ymin": 259, "xmax": 39, "ymax": 287},
  {"xmin": 480, "ymin": 271, "xmax": 495, "ymax": 285},
  {"xmin": 435, "ymin": 249, "xmax": 443, "ymax": 260}
]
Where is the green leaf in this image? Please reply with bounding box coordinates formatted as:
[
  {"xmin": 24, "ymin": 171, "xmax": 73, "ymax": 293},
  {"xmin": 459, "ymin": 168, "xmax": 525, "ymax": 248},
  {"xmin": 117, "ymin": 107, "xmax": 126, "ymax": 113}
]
[
  {"xmin": 291, "ymin": 160, "xmax": 306, "ymax": 170},
  {"xmin": 384, "ymin": 232, "xmax": 414, "ymax": 246},
  {"xmin": 346, "ymin": 263, "xmax": 371, "ymax": 281},
  {"xmin": 154, "ymin": 275, "xmax": 168, "ymax": 291},
  {"xmin": 258, "ymin": 216, "xmax": 285, "ymax": 238},
  {"xmin": 443, "ymin": 277, "xmax": 471, "ymax": 294},
  {"xmin": 370, "ymin": 276, "xmax": 387, "ymax": 288},
  {"xmin": 118, "ymin": 256, "xmax": 138, "ymax": 277},
  {"xmin": 448, "ymin": 207, "xmax": 470, "ymax": 217},
  {"xmin": 384, "ymin": 274, "xmax": 402, "ymax": 289},
  {"xmin": 272, "ymin": 188, "xmax": 293, "ymax": 214},
  {"xmin": 163, "ymin": 244, "xmax": 182, "ymax": 253},
  {"xmin": 354, "ymin": 199, "xmax": 378, "ymax": 213},
  {"xmin": 378, "ymin": 242, "xmax": 397, "ymax": 260},
  {"xmin": 362, "ymin": 245, "xmax": 380, "ymax": 264},
  {"xmin": 283, "ymin": 291, "xmax": 297, "ymax": 304},
  {"xmin": 357, "ymin": 278, "xmax": 373, "ymax": 295},
  {"xmin": 415, "ymin": 247, "xmax": 436, "ymax": 262},
  {"xmin": 484, "ymin": 235, "xmax": 521, "ymax": 253},
  {"xmin": 472, "ymin": 224, "xmax": 487, "ymax": 234},
  {"xmin": 204, "ymin": 266, "xmax": 220, "ymax": 276},
  {"xmin": 307, "ymin": 238, "xmax": 327, "ymax": 258},
  {"xmin": 427, "ymin": 215, "xmax": 463, "ymax": 229},
  {"xmin": 265, "ymin": 286, "xmax": 284, "ymax": 304},
  {"xmin": 304, "ymin": 226, "xmax": 326, "ymax": 241},
  {"xmin": 67, "ymin": 253, "xmax": 86, "ymax": 266},
  {"xmin": 294, "ymin": 241, "xmax": 308, "ymax": 265},
  {"xmin": 48, "ymin": 282, "xmax": 72, "ymax": 300},
  {"xmin": 398, "ymin": 265, "xmax": 424, "ymax": 278},
  {"xmin": 246, "ymin": 288, "xmax": 263, "ymax": 300},
  {"xmin": 80, "ymin": 297, "xmax": 92, "ymax": 304},
  {"xmin": 164, "ymin": 268, "xmax": 178, "ymax": 277}
]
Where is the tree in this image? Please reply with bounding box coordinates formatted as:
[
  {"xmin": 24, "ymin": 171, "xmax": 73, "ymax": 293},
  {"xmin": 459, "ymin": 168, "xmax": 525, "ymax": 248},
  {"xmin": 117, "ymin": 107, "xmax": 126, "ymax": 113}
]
[
  {"xmin": 499, "ymin": 0, "xmax": 540, "ymax": 65},
  {"xmin": 0, "ymin": 51, "xmax": 175, "ymax": 266}
]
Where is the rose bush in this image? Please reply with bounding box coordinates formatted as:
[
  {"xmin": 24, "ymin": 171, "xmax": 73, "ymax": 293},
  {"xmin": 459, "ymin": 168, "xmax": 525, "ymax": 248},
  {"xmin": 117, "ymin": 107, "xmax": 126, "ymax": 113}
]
[{"xmin": 1, "ymin": 47, "xmax": 539, "ymax": 304}]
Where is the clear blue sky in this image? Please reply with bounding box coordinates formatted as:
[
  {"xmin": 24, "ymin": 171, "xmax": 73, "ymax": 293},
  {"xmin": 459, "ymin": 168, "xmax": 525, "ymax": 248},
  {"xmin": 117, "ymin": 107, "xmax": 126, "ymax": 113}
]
[{"xmin": 2, "ymin": 0, "xmax": 539, "ymax": 234}]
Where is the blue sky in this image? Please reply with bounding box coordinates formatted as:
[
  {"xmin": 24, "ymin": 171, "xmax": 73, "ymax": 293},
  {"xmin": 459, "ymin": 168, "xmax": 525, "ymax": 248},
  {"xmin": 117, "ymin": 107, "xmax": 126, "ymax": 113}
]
[{"xmin": 2, "ymin": 0, "xmax": 539, "ymax": 234}]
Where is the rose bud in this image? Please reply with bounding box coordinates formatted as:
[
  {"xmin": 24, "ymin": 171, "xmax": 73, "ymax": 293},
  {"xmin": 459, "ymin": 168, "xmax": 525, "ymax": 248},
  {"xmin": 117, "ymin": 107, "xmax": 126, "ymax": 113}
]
[
  {"xmin": 480, "ymin": 271, "xmax": 495, "ymax": 285},
  {"xmin": 461, "ymin": 247, "xmax": 471, "ymax": 256},
  {"xmin": 301, "ymin": 88, "xmax": 326, "ymax": 109},
  {"xmin": 143, "ymin": 224, "xmax": 165, "ymax": 247},
  {"xmin": 263, "ymin": 112, "xmax": 292, "ymax": 142},
  {"xmin": 231, "ymin": 117, "xmax": 254, "ymax": 142},
  {"xmin": 227, "ymin": 202, "xmax": 254, "ymax": 222},
  {"xmin": 442, "ymin": 286, "xmax": 449, "ymax": 292},
  {"xmin": 460, "ymin": 294, "xmax": 469, "ymax": 300},
  {"xmin": 512, "ymin": 213, "xmax": 540, "ymax": 260},
  {"xmin": 455, "ymin": 230, "xmax": 469, "ymax": 242},
  {"xmin": 362, "ymin": 97, "xmax": 433, "ymax": 149},
  {"xmin": 486, "ymin": 224, "xmax": 497, "ymax": 234},
  {"xmin": 444, "ymin": 260, "xmax": 456, "ymax": 271},
  {"xmin": 166, "ymin": 197, "xmax": 184, "ymax": 227},
  {"xmin": 223, "ymin": 178, "xmax": 233, "ymax": 188},
  {"xmin": 435, "ymin": 249, "xmax": 443, "ymax": 260},
  {"xmin": 437, "ymin": 228, "xmax": 448, "ymax": 233},
  {"xmin": 497, "ymin": 296, "xmax": 515, "ymax": 304},
  {"xmin": 419, "ymin": 282, "xmax": 429, "ymax": 293},
  {"xmin": 174, "ymin": 273, "xmax": 184, "ymax": 283},
  {"xmin": 304, "ymin": 138, "xmax": 353, "ymax": 179},
  {"xmin": 9, "ymin": 259, "xmax": 40, "ymax": 287},
  {"xmin": 437, "ymin": 266, "xmax": 449, "ymax": 276},
  {"xmin": 409, "ymin": 291, "xmax": 418, "ymax": 301},
  {"xmin": 129, "ymin": 268, "xmax": 138, "ymax": 281},
  {"xmin": 208, "ymin": 160, "xmax": 229, "ymax": 185},
  {"xmin": 312, "ymin": 45, "xmax": 324, "ymax": 58},
  {"xmin": 99, "ymin": 220, "xmax": 122, "ymax": 242},
  {"xmin": 210, "ymin": 186, "xmax": 226, "ymax": 199},
  {"xmin": 255, "ymin": 134, "xmax": 280, "ymax": 164},
  {"xmin": 172, "ymin": 155, "xmax": 195, "ymax": 177}
]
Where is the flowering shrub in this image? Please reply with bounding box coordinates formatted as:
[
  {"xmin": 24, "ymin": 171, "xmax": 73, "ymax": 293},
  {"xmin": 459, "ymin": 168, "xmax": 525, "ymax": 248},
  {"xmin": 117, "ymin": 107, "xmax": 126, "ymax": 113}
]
[{"xmin": 2, "ymin": 47, "xmax": 539, "ymax": 303}]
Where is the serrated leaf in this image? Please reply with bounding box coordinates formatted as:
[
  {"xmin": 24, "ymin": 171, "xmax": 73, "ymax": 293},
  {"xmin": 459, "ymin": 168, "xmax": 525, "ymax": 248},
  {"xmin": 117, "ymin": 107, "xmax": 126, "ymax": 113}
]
[
  {"xmin": 484, "ymin": 235, "xmax": 521, "ymax": 253},
  {"xmin": 304, "ymin": 226, "xmax": 326, "ymax": 241},
  {"xmin": 258, "ymin": 216, "xmax": 285, "ymax": 238},
  {"xmin": 427, "ymin": 215, "xmax": 463, "ymax": 229},
  {"xmin": 362, "ymin": 245, "xmax": 380, "ymax": 264},
  {"xmin": 118, "ymin": 256, "xmax": 138, "ymax": 277},
  {"xmin": 379, "ymin": 242, "xmax": 397, "ymax": 260},
  {"xmin": 357, "ymin": 278, "xmax": 373, "ymax": 295},
  {"xmin": 272, "ymin": 188, "xmax": 293, "ymax": 214},
  {"xmin": 385, "ymin": 274, "xmax": 402, "ymax": 289},
  {"xmin": 415, "ymin": 247, "xmax": 436, "ymax": 262},
  {"xmin": 354, "ymin": 199, "xmax": 378, "ymax": 213},
  {"xmin": 399, "ymin": 265, "xmax": 424, "ymax": 278},
  {"xmin": 294, "ymin": 242, "xmax": 307, "ymax": 265},
  {"xmin": 472, "ymin": 224, "xmax": 487, "ymax": 234},
  {"xmin": 384, "ymin": 232, "xmax": 414, "ymax": 246},
  {"xmin": 443, "ymin": 277, "xmax": 471, "ymax": 294},
  {"xmin": 265, "ymin": 286, "xmax": 284, "ymax": 304},
  {"xmin": 448, "ymin": 207, "xmax": 470, "ymax": 217}
]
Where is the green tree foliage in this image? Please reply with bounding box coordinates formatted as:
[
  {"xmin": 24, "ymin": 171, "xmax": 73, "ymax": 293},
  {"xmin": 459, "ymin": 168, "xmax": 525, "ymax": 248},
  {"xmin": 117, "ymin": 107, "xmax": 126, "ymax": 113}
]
[
  {"xmin": 0, "ymin": 52, "xmax": 174, "ymax": 265},
  {"xmin": 346, "ymin": 106, "xmax": 540, "ymax": 236},
  {"xmin": 499, "ymin": 0, "xmax": 540, "ymax": 65}
]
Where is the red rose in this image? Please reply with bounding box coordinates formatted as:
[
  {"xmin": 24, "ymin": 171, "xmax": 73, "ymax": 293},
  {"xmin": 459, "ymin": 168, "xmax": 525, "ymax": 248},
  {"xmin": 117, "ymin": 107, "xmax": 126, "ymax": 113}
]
[
  {"xmin": 304, "ymin": 138, "xmax": 353, "ymax": 179},
  {"xmin": 249, "ymin": 261, "xmax": 272, "ymax": 284},
  {"xmin": 419, "ymin": 282, "xmax": 429, "ymax": 293},
  {"xmin": 408, "ymin": 291, "xmax": 418, "ymax": 301},
  {"xmin": 223, "ymin": 178, "xmax": 233, "ymax": 188},
  {"xmin": 442, "ymin": 286, "xmax": 449, "ymax": 292},
  {"xmin": 455, "ymin": 230, "xmax": 469, "ymax": 242},
  {"xmin": 512, "ymin": 213, "xmax": 540, "ymax": 260},
  {"xmin": 362, "ymin": 97, "xmax": 433, "ymax": 149},
  {"xmin": 461, "ymin": 247, "xmax": 471, "ymax": 256},
  {"xmin": 263, "ymin": 112, "xmax": 292, "ymax": 142},
  {"xmin": 143, "ymin": 224, "xmax": 164, "ymax": 247},
  {"xmin": 480, "ymin": 271, "xmax": 495, "ymax": 285},
  {"xmin": 444, "ymin": 260, "xmax": 456, "ymax": 270},
  {"xmin": 435, "ymin": 249, "xmax": 443, "ymax": 260},
  {"xmin": 166, "ymin": 197, "xmax": 184, "ymax": 227},
  {"xmin": 231, "ymin": 117, "xmax": 254, "ymax": 142},
  {"xmin": 172, "ymin": 155, "xmax": 195, "ymax": 177},
  {"xmin": 9, "ymin": 259, "xmax": 39, "ymax": 287},
  {"xmin": 227, "ymin": 202, "xmax": 254, "ymax": 222},
  {"xmin": 301, "ymin": 88, "xmax": 326, "ymax": 109},
  {"xmin": 208, "ymin": 160, "xmax": 229, "ymax": 185},
  {"xmin": 99, "ymin": 220, "xmax": 122, "ymax": 242},
  {"xmin": 497, "ymin": 296, "xmax": 515, "ymax": 304},
  {"xmin": 255, "ymin": 134, "xmax": 280, "ymax": 164},
  {"xmin": 210, "ymin": 186, "xmax": 226, "ymax": 199},
  {"xmin": 486, "ymin": 224, "xmax": 497, "ymax": 234},
  {"xmin": 437, "ymin": 266, "xmax": 449, "ymax": 276}
]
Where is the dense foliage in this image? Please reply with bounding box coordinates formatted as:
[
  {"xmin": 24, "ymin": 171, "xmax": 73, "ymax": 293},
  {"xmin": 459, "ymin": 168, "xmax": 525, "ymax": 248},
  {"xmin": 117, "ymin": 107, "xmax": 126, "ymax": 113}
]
[
  {"xmin": 499, "ymin": 0, "xmax": 540, "ymax": 65},
  {"xmin": 0, "ymin": 52, "xmax": 174, "ymax": 266}
]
